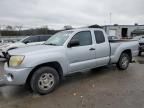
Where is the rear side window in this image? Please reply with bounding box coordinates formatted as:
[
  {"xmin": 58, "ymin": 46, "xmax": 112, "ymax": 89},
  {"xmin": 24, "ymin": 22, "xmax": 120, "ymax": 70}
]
[
  {"xmin": 71, "ymin": 31, "xmax": 92, "ymax": 46},
  {"xmin": 94, "ymin": 31, "xmax": 105, "ymax": 44},
  {"xmin": 40, "ymin": 36, "xmax": 50, "ymax": 41}
]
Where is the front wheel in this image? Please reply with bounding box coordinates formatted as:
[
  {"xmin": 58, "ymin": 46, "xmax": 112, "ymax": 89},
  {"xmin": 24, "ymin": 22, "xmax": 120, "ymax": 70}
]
[
  {"xmin": 30, "ymin": 67, "xmax": 60, "ymax": 95},
  {"xmin": 117, "ymin": 53, "xmax": 130, "ymax": 70}
]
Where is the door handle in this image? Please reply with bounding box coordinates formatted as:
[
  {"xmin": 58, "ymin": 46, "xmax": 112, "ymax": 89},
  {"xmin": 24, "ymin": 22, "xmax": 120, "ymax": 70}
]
[{"xmin": 89, "ymin": 48, "xmax": 95, "ymax": 51}]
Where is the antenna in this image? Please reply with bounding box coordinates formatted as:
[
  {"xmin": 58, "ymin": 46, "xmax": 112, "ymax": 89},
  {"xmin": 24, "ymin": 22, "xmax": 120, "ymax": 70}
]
[{"xmin": 0, "ymin": 25, "xmax": 1, "ymax": 36}]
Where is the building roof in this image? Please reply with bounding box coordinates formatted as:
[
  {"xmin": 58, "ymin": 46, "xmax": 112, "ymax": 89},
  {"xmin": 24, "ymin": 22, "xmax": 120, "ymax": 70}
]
[{"xmin": 104, "ymin": 24, "xmax": 144, "ymax": 27}]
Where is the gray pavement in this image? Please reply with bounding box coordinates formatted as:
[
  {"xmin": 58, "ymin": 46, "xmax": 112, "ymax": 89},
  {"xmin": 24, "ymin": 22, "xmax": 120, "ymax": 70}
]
[{"xmin": 0, "ymin": 56, "xmax": 144, "ymax": 108}]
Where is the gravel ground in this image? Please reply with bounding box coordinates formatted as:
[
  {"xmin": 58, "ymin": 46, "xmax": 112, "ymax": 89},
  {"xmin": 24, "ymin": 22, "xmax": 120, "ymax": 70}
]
[{"xmin": 0, "ymin": 56, "xmax": 144, "ymax": 108}]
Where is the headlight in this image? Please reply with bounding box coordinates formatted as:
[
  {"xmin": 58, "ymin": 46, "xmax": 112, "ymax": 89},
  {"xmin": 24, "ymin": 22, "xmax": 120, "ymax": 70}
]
[{"xmin": 9, "ymin": 55, "xmax": 25, "ymax": 67}]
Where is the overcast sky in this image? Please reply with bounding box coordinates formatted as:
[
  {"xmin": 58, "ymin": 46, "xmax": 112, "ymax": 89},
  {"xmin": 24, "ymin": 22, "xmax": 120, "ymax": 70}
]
[{"xmin": 0, "ymin": 0, "xmax": 144, "ymax": 29}]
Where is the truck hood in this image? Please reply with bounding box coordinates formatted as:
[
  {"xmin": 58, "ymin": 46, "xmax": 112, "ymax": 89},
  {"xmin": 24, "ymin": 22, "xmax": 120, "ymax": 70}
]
[{"xmin": 8, "ymin": 45, "xmax": 63, "ymax": 55}]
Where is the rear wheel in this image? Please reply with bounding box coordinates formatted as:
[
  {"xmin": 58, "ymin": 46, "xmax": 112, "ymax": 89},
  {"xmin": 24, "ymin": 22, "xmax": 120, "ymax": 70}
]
[
  {"xmin": 30, "ymin": 67, "xmax": 59, "ymax": 95},
  {"xmin": 117, "ymin": 53, "xmax": 130, "ymax": 70}
]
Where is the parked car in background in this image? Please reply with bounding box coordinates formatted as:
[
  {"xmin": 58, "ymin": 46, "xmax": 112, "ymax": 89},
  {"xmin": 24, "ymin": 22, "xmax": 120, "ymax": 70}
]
[
  {"xmin": 133, "ymin": 35, "xmax": 144, "ymax": 56},
  {"xmin": 0, "ymin": 38, "xmax": 12, "ymax": 45},
  {"xmin": 0, "ymin": 28, "xmax": 138, "ymax": 94},
  {"xmin": 0, "ymin": 39, "xmax": 4, "ymax": 45},
  {"xmin": 0, "ymin": 35, "xmax": 50, "ymax": 58}
]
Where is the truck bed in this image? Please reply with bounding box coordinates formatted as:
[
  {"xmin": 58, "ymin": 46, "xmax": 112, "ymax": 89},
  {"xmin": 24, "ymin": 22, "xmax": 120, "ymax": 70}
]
[
  {"xmin": 109, "ymin": 39, "xmax": 139, "ymax": 63},
  {"xmin": 109, "ymin": 39, "xmax": 137, "ymax": 43}
]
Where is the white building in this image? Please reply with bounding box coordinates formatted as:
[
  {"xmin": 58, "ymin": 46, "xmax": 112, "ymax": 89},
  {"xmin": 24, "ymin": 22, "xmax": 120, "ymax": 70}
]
[{"xmin": 103, "ymin": 24, "xmax": 144, "ymax": 38}]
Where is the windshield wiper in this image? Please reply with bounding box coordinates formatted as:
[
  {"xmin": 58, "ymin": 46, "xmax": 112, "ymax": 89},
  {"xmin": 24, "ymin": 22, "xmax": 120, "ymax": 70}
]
[{"xmin": 44, "ymin": 43, "xmax": 57, "ymax": 46}]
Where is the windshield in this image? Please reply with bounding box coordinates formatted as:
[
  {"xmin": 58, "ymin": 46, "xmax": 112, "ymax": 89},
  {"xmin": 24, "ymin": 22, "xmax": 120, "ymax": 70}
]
[{"xmin": 44, "ymin": 31, "xmax": 73, "ymax": 46}]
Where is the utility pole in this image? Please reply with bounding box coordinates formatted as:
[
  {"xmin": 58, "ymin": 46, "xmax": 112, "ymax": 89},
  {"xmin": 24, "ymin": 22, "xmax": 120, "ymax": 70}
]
[
  {"xmin": 0, "ymin": 25, "xmax": 1, "ymax": 36},
  {"xmin": 109, "ymin": 12, "xmax": 112, "ymax": 25}
]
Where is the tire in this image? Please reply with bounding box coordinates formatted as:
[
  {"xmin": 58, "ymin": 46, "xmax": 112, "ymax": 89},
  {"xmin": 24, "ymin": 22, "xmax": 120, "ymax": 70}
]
[
  {"xmin": 138, "ymin": 51, "xmax": 141, "ymax": 56},
  {"xmin": 117, "ymin": 53, "xmax": 130, "ymax": 70},
  {"xmin": 30, "ymin": 66, "xmax": 59, "ymax": 95},
  {"xmin": 24, "ymin": 83, "xmax": 32, "ymax": 91}
]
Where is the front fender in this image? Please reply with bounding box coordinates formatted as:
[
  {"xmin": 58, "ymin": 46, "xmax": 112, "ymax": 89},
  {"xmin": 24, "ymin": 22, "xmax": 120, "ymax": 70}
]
[{"xmin": 20, "ymin": 52, "xmax": 69, "ymax": 75}]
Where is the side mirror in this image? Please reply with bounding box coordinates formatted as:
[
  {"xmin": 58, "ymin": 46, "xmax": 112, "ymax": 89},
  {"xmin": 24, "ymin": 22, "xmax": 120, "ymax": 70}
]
[{"xmin": 68, "ymin": 40, "xmax": 79, "ymax": 48}]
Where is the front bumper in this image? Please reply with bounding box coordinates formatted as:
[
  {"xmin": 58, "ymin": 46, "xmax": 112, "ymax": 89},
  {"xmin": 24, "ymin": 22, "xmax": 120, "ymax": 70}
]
[
  {"xmin": 0, "ymin": 63, "xmax": 33, "ymax": 86},
  {"xmin": 0, "ymin": 75, "xmax": 7, "ymax": 87}
]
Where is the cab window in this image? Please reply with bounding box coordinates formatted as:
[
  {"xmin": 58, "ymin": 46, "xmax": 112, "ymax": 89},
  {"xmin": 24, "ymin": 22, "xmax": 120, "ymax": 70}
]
[
  {"xmin": 70, "ymin": 31, "xmax": 92, "ymax": 46},
  {"xmin": 94, "ymin": 31, "xmax": 105, "ymax": 44}
]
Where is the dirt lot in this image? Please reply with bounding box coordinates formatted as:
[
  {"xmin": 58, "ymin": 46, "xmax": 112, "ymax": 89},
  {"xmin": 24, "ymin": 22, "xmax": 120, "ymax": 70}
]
[{"xmin": 0, "ymin": 55, "xmax": 144, "ymax": 108}]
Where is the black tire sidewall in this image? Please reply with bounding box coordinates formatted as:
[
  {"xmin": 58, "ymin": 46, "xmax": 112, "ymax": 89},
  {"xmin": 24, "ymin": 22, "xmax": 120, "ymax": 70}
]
[
  {"xmin": 30, "ymin": 67, "xmax": 59, "ymax": 95},
  {"xmin": 117, "ymin": 53, "xmax": 130, "ymax": 70}
]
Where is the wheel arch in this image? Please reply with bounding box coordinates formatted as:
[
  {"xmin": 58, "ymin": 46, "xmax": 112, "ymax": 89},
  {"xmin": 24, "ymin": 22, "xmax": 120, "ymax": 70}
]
[
  {"xmin": 121, "ymin": 49, "xmax": 132, "ymax": 62},
  {"xmin": 26, "ymin": 61, "xmax": 64, "ymax": 85}
]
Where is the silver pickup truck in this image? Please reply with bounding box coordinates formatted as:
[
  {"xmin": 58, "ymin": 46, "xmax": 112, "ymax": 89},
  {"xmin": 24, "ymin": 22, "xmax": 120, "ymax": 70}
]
[{"xmin": 0, "ymin": 28, "xmax": 138, "ymax": 94}]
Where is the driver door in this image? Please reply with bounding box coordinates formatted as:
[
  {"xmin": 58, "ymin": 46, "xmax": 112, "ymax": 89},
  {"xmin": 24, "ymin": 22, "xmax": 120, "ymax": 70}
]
[{"xmin": 66, "ymin": 31, "xmax": 96, "ymax": 73}]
